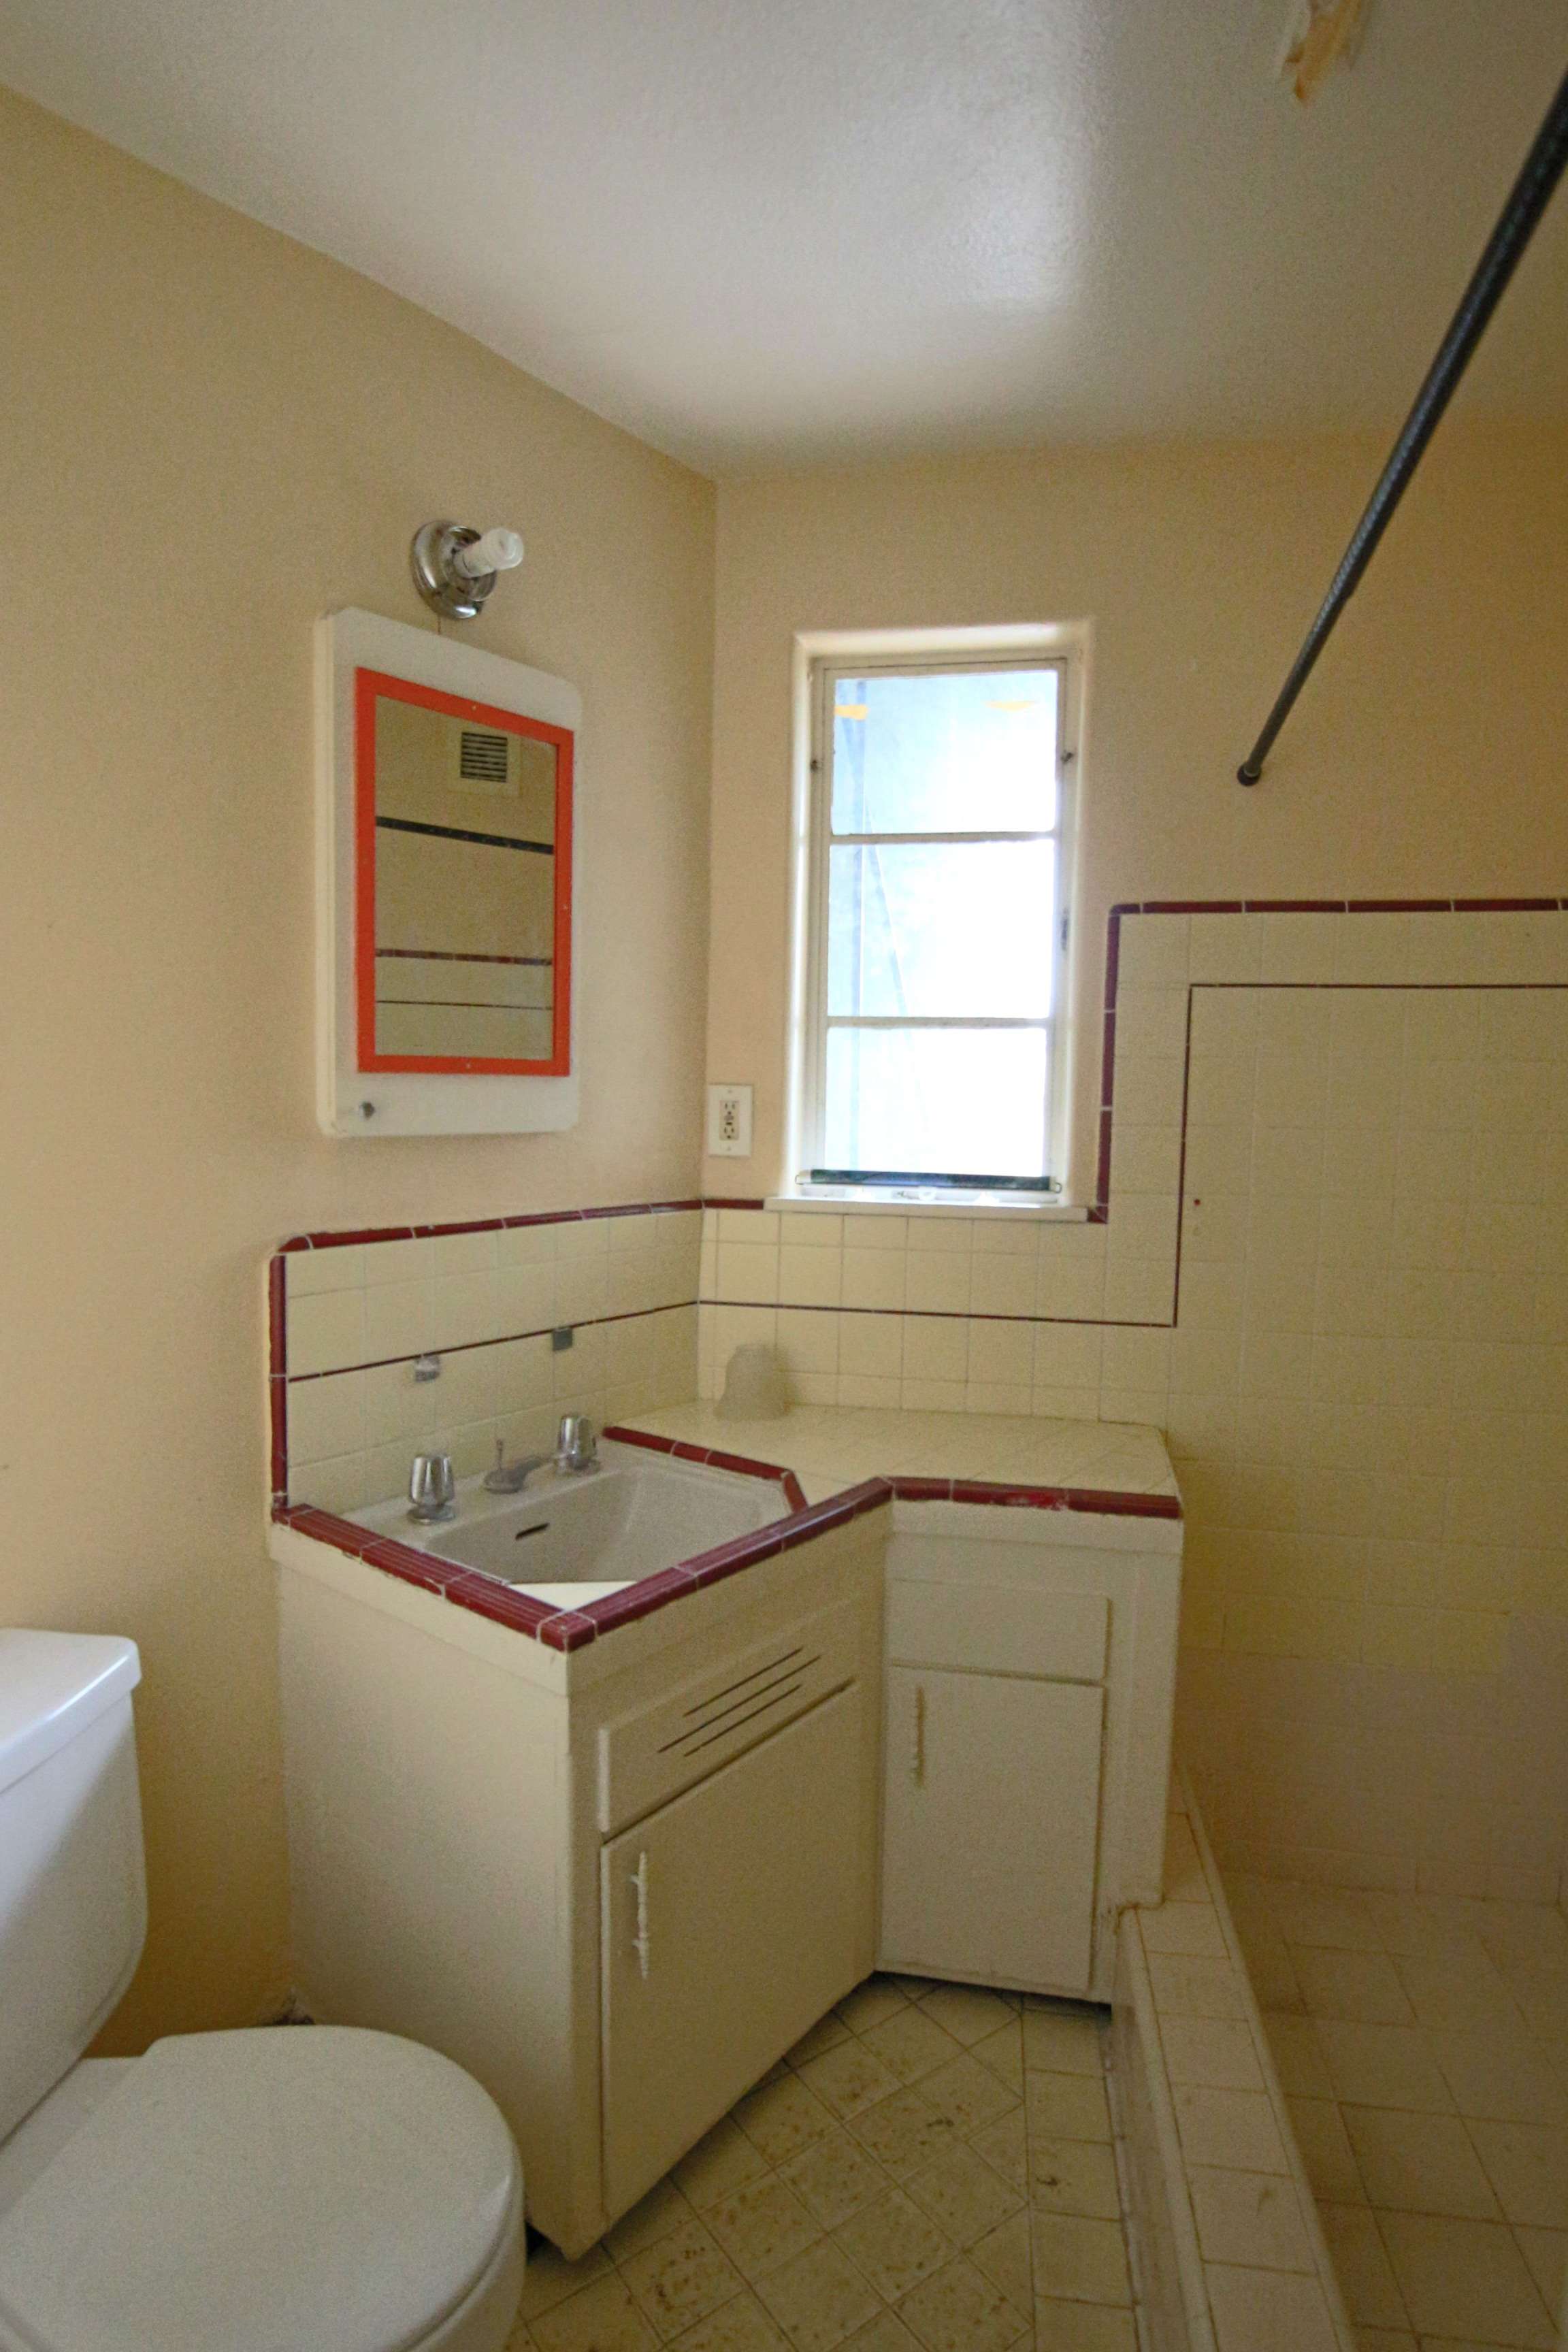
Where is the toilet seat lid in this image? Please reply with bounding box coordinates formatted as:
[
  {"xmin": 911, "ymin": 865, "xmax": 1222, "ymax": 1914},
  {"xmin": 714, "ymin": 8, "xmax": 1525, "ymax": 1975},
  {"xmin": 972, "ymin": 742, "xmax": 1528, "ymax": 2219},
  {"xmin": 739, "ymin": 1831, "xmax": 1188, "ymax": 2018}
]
[{"xmin": 0, "ymin": 2027, "xmax": 519, "ymax": 2352}]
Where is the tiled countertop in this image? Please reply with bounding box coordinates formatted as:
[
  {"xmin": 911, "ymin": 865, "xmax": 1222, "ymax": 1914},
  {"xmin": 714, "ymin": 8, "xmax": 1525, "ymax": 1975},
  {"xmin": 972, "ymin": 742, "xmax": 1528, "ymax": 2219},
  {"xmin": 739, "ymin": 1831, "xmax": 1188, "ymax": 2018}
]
[
  {"xmin": 274, "ymin": 1403, "xmax": 1180, "ymax": 1654},
  {"xmin": 614, "ymin": 1401, "xmax": 1179, "ymax": 1511}
]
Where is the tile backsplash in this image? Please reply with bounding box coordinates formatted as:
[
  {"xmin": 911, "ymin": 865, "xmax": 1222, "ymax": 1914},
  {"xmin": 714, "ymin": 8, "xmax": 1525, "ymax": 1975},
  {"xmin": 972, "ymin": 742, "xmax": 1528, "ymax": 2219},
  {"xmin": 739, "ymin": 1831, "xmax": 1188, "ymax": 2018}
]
[
  {"xmin": 698, "ymin": 1207, "xmax": 1128, "ymax": 1416},
  {"xmin": 272, "ymin": 1205, "xmax": 702, "ymax": 1515}
]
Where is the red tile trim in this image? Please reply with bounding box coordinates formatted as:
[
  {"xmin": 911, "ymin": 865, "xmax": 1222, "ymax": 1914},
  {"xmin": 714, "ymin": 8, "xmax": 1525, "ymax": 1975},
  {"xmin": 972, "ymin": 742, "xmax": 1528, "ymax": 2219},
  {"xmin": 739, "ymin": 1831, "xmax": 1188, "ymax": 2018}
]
[
  {"xmin": 602, "ymin": 1424, "xmax": 798, "ymax": 1511},
  {"xmin": 536, "ymin": 1610, "xmax": 601, "ymax": 1652},
  {"xmin": 280, "ymin": 1197, "xmax": 705, "ymax": 1255},
  {"xmin": 275, "ymin": 1452, "xmax": 1173, "ymax": 1651},
  {"xmin": 604, "ymin": 1424, "xmax": 681, "ymax": 1456},
  {"xmin": 295, "ymin": 1226, "xmax": 417, "ymax": 1250},
  {"xmin": 705, "ymin": 1447, "xmax": 793, "ymax": 1481},
  {"xmin": 267, "ymin": 1258, "xmax": 289, "ymax": 1504},
  {"xmin": 576, "ymin": 1567, "xmax": 701, "ymax": 1634},
  {"xmin": 887, "ymin": 1473, "xmax": 1180, "ymax": 1519},
  {"xmin": 1095, "ymin": 1105, "xmax": 1114, "ymax": 1218},
  {"xmin": 1453, "ymin": 898, "xmax": 1560, "ymax": 913},
  {"xmin": 703, "ymin": 1196, "xmax": 771, "ymax": 1211},
  {"xmin": 1237, "ymin": 898, "xmax": 1348, "ymax": 913},
  {"xmin": 684, "ymin": 1529, "xmax": 788, "ymax": 1589},
  {"xmin": 1109, "ymin": 898, "xmax": 1568, "ymax": 919},
  {"xmin": 1139, "ymin": 900, "xmax": 1244, "ymax": 915},
  {"xmin": 1090, "ymin": 897, "xmax": 1568, "ymax": 1242},
  {"xmin": 1064, "ymin": 1486, "xmax": 1184, "ymax": 1518}
]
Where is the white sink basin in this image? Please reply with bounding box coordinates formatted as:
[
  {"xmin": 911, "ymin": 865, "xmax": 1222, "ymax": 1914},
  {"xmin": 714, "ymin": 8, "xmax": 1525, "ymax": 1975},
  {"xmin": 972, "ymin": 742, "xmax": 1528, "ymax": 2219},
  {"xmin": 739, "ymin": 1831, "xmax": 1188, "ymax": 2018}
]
[{"xmin": 349, "ymin": 1443, "xmax": 785, "ymax": 1607}]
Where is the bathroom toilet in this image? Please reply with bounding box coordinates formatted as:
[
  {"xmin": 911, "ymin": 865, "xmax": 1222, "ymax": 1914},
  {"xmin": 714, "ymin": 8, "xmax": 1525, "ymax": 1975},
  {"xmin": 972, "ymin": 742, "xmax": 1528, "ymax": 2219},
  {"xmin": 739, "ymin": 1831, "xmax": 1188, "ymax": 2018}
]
[{"xmin": 0, "ymin": 1629, "xmax": 525, "ymax": 2352}]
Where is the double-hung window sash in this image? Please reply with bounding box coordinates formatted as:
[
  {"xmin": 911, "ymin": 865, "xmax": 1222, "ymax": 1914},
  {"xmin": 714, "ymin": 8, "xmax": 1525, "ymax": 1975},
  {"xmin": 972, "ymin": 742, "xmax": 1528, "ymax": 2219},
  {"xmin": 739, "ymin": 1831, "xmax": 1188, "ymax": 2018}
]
[{"xmin": 806, "ymin": 657, "xmax": 1070, "ymax": 1196}]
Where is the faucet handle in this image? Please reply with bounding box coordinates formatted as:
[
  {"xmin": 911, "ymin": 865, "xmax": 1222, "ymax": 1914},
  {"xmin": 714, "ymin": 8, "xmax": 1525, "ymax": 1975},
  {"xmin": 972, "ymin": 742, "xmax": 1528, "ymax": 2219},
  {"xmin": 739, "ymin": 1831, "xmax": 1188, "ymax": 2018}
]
[
  {"xmin": 555, "ymin": 1414, "xmax": 597, "ymax": 1470},
  {"xmin": 408, "ymin": 1452, "xmax": 457, "ymax": 1521}
]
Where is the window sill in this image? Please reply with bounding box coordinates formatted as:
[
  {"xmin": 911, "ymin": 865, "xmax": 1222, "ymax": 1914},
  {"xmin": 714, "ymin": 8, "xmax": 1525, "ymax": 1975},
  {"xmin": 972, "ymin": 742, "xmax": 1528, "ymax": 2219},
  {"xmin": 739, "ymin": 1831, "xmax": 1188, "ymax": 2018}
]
[{"xmin": 766, "ymin": 1191, "xmax": 1088, "ymax": 1222}]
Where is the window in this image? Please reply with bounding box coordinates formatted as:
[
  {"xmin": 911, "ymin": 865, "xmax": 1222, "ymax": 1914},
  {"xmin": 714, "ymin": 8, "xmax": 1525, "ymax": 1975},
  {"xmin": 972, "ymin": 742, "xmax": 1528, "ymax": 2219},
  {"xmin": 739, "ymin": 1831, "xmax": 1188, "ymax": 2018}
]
[{"xmin": 796, "ymin": 648, "xmax": 1075, "ymax": 1203}]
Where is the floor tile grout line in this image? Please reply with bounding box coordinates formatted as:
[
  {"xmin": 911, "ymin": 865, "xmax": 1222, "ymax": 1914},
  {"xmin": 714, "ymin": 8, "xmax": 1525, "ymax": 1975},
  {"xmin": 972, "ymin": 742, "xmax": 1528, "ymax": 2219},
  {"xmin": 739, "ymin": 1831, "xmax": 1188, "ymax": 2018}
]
[
  {"xmin": 1235, "ymin": 1871, "xmax": 1568, "ymax": 2344},
  {"xmin": 511, "ymin": 1972, "xmax": 1133, "ymax": 2352}
]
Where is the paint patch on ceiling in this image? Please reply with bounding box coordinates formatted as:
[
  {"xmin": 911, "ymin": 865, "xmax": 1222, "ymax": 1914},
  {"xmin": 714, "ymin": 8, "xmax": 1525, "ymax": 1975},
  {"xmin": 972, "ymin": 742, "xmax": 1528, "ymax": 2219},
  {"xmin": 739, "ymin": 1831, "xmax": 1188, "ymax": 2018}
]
[{"xmin": 1279, "ymin": 0, "xmax": 1371, "ymax": 105}]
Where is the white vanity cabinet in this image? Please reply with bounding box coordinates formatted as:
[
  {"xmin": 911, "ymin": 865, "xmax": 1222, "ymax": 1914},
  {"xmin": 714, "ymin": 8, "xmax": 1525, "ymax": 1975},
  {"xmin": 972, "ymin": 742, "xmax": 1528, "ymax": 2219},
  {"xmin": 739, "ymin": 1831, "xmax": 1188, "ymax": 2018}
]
[
  {"xmin": 600, "ymin": 1682, "xmax": 865, "ymax": 2215},
  {"xmin": 877, "ymin": 1502, "xmax": 1181, "ymax": 2004},
  {"xmin": 275, "ymin": 1509, "xmax": 884, "ymax": 2259}
]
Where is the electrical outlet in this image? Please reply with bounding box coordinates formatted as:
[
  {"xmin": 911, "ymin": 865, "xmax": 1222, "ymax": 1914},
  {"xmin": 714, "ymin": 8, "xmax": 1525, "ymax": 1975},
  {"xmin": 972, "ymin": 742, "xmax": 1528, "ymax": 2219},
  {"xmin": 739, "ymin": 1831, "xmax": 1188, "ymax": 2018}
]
[{"xmin": 706, "ymin": 1082, "xmax": 754, "ymax": 1158}]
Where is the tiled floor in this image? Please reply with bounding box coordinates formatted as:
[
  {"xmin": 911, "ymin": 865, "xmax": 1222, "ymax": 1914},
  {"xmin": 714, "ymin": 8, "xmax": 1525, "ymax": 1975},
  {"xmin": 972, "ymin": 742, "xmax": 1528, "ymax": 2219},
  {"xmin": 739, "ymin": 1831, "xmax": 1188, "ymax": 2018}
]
[
  {"xmin": 1224, "ymin": 1870, "xmax": 1568, "ymax": 2351},
  {"xmin": 507, "ymin": 1976, "xmax": 1136, "ymax": 2352}
]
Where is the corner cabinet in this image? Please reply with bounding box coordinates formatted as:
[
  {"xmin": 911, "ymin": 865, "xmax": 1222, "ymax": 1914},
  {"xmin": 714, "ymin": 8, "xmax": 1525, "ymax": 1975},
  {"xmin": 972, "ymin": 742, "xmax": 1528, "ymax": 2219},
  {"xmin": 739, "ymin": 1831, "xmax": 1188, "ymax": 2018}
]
[{"xmin": 877, "ymin": 1503, "xmax": 1181, "ymax": 2003}]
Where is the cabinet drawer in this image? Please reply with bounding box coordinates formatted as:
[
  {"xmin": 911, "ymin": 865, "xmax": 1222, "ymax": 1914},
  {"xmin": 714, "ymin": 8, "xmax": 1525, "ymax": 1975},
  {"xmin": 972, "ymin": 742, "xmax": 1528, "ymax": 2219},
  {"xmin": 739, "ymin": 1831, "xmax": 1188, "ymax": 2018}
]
[
  {"xmin": 886, "ymin": 1580, "xmax": 1107, "ymax": 1682},
  {"xmin": 598, "ymin": 1601, "xmax": 859, "ymax": 1834}
]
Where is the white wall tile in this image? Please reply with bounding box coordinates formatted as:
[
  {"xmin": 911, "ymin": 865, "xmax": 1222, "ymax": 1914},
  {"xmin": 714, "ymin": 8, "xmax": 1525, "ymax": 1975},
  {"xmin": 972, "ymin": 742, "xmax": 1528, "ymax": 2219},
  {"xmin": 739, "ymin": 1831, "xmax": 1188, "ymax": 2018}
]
[
  {"xmin": 429, "ymin": 1272, "xmax": 502, "ymax": 1350},
  {"xmin": 784, "ymin": 1211, "xmax": 843, "ymax": 1247},
  {"xmin": 287, "ymin": 1369, "xmax": 365, "ymax": 1464},
  {"xmin": 1118, "ymin": 913, "xmax": 1190, "ymax": 990},
  {"xmin": 841, "ymin": 1250, "xmax": 906, "ymax": 1310},
  {"xmin": 902, "ymin": 1316, "xmax": 969, "ymax": 1382},
  {"xmin": 1188, "ymin": 913, "xmax": 1264, "ymax": 983},
  {"xmin": 286, "ymin": 1246, "xmax": 365, "ymax": 1298},
  {"xmin": 838, "ymin": 1316, "xmax": 902, "ymax": 1379},
  {"xmin": 775, "ymin": 1307, "xmax": 840, "ymax": 1379},
  {"xmin": 715, "ymin": 1241, "xmax": 779, "ymax": 1303},
  {"xmin": 497, "ymin": 1262, "xmax": 557, "ymax": 1332},
  {"xmin": 497, "ymin": 1222, "xmax": 557, "ymax": 1267},
  {"xmin": 554, "ymin": 1257, "xmax": 609, "ymax": 1324},
  {"xmin": 363, "ymin": 1358, "xmax": 440, "ymax": 1448},
  {"xmin": 779, "ymin": 1246, "xmax": 842, "ymax": 1307},
  {"xmin": 968, "ymin": 1254, "xmax": 1035, "ymax": 1314},
  {"xmin": 287, "ymin": 1286, "xmax": 367, "ymax": 1377},
  {"xmin": 555, "ymin": 1215, "xmax": 611, "ymax": 1261},
  {"xmin": 904, "ymin": 1253, "xmax": 970, "ymax": 1313},
  {"xmin": 434, "ymin": 1228, "xmax": 497, "ymax": 1276}
]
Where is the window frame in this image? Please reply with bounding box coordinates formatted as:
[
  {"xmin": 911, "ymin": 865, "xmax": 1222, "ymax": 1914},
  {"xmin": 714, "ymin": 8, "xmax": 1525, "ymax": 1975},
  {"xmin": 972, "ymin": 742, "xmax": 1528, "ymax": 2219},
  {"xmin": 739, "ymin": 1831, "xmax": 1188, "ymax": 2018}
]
[{"xmin": 794, "ymin": 643, "xmax": 1079, "ymax": 1205}]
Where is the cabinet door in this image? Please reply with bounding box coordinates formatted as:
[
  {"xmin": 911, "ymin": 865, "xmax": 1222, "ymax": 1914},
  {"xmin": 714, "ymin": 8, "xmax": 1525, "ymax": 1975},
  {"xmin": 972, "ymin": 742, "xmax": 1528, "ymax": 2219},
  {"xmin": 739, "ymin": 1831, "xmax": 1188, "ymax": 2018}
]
[
  {"xmin": 880, "ymin": 1667, "xmax": 1102, "ymax": 1993},
  {"xmin": 600, "ymin": 1684, "xmax": 867, "ymax": 2219}
]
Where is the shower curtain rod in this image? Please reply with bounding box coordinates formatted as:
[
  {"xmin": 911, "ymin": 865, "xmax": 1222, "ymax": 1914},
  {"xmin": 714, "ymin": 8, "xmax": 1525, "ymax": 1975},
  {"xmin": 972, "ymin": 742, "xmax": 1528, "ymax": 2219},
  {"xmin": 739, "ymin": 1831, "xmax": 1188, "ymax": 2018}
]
[{"xmin": 1237, "ymin": 59, "xmax": 1568, "ymax": 785}]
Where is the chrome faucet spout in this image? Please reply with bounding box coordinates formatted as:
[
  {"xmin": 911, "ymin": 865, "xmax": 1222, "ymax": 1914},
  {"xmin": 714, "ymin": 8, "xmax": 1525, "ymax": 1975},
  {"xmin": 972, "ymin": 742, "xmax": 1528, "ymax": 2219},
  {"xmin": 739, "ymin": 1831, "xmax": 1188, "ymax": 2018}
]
[{"xmin": 483, "ymin": 1437, "xmax": 553, "ymax": 1494}]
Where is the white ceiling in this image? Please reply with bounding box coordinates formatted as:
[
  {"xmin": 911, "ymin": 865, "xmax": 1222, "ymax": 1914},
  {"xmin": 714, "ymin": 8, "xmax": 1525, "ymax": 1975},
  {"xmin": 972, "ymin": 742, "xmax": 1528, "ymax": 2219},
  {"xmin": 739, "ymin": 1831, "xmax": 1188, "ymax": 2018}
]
[{"xmin": 2, "ymin": 1, "xmax": 1565, "ymax": 473}]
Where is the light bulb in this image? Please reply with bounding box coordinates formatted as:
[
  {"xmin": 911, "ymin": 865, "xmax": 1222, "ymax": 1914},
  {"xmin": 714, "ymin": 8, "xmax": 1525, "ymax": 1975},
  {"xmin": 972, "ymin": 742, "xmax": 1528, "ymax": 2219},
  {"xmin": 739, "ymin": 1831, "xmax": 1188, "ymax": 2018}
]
[{"xmin": 452, "ymin": 526, "xmax": 525, "ymax": 581}]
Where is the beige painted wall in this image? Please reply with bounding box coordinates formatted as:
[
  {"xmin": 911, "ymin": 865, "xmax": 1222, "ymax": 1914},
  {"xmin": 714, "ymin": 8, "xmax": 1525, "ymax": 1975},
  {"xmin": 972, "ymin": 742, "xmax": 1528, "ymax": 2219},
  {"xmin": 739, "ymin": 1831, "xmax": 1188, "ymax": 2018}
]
[
  {"xmin": 0, "ymin": 89, "xmax": 715, "ymax": 2046},
  {"xmin": 704, "ymin": 425, "xmax": 1568, "ymax": 1200}
]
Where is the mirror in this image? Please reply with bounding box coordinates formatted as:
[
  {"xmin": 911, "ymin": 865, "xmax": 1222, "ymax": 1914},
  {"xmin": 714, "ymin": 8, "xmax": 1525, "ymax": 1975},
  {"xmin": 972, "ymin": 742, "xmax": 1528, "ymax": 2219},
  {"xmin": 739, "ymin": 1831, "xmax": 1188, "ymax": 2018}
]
[{"xmin": 355, "ymin": 670, "xmax": 572, "ymax": 1074}]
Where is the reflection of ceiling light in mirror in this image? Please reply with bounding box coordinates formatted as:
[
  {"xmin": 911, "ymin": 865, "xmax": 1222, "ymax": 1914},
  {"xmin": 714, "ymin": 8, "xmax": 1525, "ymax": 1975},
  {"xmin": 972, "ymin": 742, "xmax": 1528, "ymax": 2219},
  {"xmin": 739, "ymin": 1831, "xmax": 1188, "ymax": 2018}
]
[{"xmin": 410, "ymin": 520, "xmax": 525, "ymax": 621}]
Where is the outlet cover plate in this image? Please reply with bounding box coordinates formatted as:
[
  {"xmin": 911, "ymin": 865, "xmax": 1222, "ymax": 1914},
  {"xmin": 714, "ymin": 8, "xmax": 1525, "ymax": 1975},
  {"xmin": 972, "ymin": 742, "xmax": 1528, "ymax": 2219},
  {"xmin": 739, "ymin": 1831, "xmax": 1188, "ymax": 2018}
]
[{"xmin": 707, "ymin": 1083, "xmax": 754, "ymax": 1158}]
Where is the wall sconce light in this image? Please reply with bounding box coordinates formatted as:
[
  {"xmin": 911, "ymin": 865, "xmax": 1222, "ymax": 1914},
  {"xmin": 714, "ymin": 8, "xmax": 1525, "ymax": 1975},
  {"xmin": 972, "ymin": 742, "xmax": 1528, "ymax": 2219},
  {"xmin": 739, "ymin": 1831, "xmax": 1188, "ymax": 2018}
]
[{"xmin": 410, "ymin": 520, "xmax": 525, "ymax": 621}]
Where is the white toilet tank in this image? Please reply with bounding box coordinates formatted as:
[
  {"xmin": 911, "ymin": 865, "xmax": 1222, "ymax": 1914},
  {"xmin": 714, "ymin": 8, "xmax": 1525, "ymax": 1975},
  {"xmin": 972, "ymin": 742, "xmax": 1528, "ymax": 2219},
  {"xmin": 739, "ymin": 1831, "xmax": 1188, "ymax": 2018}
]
[{"xmin": 0, "ymin": 1633, "xmax": 146, "ymax": 2141}]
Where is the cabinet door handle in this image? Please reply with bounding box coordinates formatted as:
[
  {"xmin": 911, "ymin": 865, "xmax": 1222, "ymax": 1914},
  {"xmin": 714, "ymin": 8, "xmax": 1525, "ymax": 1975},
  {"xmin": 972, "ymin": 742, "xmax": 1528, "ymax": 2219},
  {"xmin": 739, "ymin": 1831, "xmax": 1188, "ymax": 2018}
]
[
  {"xmin": 632, "ymin": 1850, "xmax": 651, "ymax": 1979},
  {"xmin": 913, "ymin": 1685, "xmax": 926, "ymax": 1788}
]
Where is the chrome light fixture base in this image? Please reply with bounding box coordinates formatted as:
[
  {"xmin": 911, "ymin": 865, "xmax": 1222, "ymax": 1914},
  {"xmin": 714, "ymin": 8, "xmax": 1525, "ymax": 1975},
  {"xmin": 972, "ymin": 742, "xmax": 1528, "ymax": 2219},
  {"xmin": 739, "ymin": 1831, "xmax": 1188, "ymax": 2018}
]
[{"xmin": 410, "ymin": 519, "xmax": 495, "ymax": 621}]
